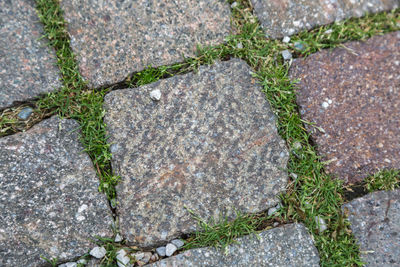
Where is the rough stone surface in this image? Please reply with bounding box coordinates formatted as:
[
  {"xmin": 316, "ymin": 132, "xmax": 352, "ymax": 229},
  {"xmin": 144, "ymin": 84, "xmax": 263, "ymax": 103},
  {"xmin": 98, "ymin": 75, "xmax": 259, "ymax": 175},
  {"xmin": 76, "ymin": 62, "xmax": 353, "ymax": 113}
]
[
  {"xmin": 343, "ymin": 190, "xmax": 400, "ymax": 266},
  {"xmin": 251, "ymin": 0, "xmax": 399, "ymax": 39},
  {"xmin": 289, "ymin": 32, "xmax": 400, "ymax": 183},
  {"xmin": 148, "ymin": 224, "xmax": 320, "ymax": 267},
  {"xmin": 60, "ymin": 0, "xmax": 231, "ymax": 88},
  {"xmin": 104, "ymin": 59, "xmax": 289, "ymax": 246},
  {"xmin": 0, "ymin": 116, "xmax": 113, "ymax": 266},
  {"xmin": 0, "ymin": 0, "xmax": 61, "ymax": 109}
]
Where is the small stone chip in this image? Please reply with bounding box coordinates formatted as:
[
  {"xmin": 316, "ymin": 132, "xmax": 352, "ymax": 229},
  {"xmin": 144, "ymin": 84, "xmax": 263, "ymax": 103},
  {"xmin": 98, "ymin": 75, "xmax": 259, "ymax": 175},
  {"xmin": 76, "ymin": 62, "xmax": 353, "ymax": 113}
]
[
  {"xmin": 89, "ymin": 246, "xmax": 106, "ymax": 259},
  {"xmin": 150, "ymin": 89, "xmax": 162, "ymax": 101},
  {"xmin": 165, "ymin": 243, "xmax": 177, "ymax": 257},
  {"xmin": 115, "ymin": 233, "xmax": 123, "ymax": 242},
  {"xmin": 315, "ymin": 216, "xmax": 328, "ymax": 233},
  {"xmin": 156, "ymin": 246, "xmax": 166, "ymax": 257},
  {"xmin": 282, "ymin": 36, "xmax": 291, "ymax": 43},
  {"xmin": 170, "ymin": 239, "xmax": 185, "ymax": 249},
  {"xmin": 116, "ymin": 249, "xmax": 131, "ymax": 267},
  {"xmin": 17, "ymin": 107, "xmax": 34, "ymax": 120},
  {"xmin": 281, "ymin": 50, "xmax": 292, "ymax": 60},
  {"xmin": 59, "ymin": 262, "xmax": 77, "ymax": 267}
]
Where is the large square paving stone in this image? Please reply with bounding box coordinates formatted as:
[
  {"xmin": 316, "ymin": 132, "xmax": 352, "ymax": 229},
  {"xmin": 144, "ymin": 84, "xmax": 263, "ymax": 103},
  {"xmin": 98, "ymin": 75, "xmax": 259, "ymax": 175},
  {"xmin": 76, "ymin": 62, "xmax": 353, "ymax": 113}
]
[
  {"xmin": 343, "ymin": 190, "xmax": 400, "ymax": 266},
  {"xmin": 104, "ymin": 59, "xmax": 289, "ymax": 247},
  {"xmin": 61, "ymin": 0, "xmax": 231, "ymax": 88},
  {"xmin": 0, "ymin": 0, "xmax": 61, "ymax": 109},
  {"xmin": 0, "ymin": 116, "xmax": 113, "ymax": 266},
  {"xmin": 149, "ymin": 224, "xmax": 320, "ymax": 267},
  {"xmin": 289, "ymin": 32, "xmax": 400, "ymax": 183},
  {"xmin": 251, "ymin": 0, "xmax": 399, "ymax": 39}
]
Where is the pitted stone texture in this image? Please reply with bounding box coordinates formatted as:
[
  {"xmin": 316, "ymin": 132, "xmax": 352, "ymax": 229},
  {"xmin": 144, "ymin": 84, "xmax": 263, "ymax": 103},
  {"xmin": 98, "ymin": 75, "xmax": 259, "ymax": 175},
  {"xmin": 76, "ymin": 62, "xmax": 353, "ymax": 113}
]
[
  {"xmin": 343, "ymin": 190, "xmax": 400, "ymax": 266},
  {"xmin": 0, "ymin": 116, "xmax": 113, "ymax": 266},
  {"xmin": 104, "ymin": 59, "xmax": 289, "ymax": 247},
  {"xmin": 0, "ymin": 0, "xmax": 61, "ymax": 109},
  {"xmin": 148, "ymin": 224, "xmax": 320, "ymax": 267},
  {"xmin": 61, "ymin": 0, "xmax": 231, "ymax": 88},
  {"xmin": 289, "ymin": 32, "xmax": 400, "ymax": 183},
  {"xmin": 251, "ymin": 0, "xmax": 399, "ymax": 39}
]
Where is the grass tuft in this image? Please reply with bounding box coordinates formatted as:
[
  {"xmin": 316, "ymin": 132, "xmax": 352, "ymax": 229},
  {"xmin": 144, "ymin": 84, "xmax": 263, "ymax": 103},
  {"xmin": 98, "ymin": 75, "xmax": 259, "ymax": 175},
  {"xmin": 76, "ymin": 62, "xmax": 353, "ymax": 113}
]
[{"xmin": 364, "ymin": 169, "xmax": 400, "ymax": 192}]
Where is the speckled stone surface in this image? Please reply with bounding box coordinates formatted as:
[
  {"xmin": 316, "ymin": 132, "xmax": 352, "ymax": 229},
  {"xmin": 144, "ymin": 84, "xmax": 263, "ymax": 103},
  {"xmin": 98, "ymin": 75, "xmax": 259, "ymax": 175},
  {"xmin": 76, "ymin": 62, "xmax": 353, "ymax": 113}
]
[
  {"xmin": 104, "ymin": 59, "xmax": 289, "ymax": 247},
  {"xmin": 289, "ymin": 32, "xmax": 400, "ymax": 183},
  {"xmin": 60, "ymin": 0, "xmax": 231, "ymax": 88},
  {"xmin": 251, "ymin": 0, "xmax": 399, "ymax": 38},
  {"xmin": 0, "ymin": 0, "xmax": 61, "ymax": 109},
  {"xmin": 0, "ymin": 116, "xmax": 113, "ymax": 266},
  {"xmin": 148, "ymin": 224, "xmax": 320, "ymax": 267},
  {"xmin": 342, "ymin": 190, "xmax": 400, "ymax": 266}
]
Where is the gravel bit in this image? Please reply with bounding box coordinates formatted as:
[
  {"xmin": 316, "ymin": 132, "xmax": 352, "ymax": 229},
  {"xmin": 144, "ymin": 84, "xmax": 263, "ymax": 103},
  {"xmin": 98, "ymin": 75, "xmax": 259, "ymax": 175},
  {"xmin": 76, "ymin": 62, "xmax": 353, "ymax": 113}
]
[
  {"xmin": 315, "ymin": 216, "xmax": 328, "ymax": 232},
  {"xmin": 59, "ymin": 262, "xmax": 77, "ymax": 267},
  {"xmin": 17, "ymin": 107, "xmax": 33, "ymax": 120},
  {"xmin": 294, "ymin": 41, "xmax": 306, "ymax": 51},
  {"xmin": 89, "ymin": 246, "xmax": 106, "ymax": 259},
  {"xmin": 117, "ymin": 249, "xmax": 131, "ymax": 267},
  {"xmin": 115, "ymin": 233, "xmax": 123, "ymax": 242},
  {"xmin": 142, "ymin": 252, "xmax": 152, "ymax": 263},
  {"xmin": 170, "ymin": 239, "xmax": 185, "ymax": 249},
  {"xmin": 150, "ymin": 89, "xmax": 162, "ymax": 101},
  {"xmin": 165, "ymin": 243, "xmax": 177, "ymax": 257},
  {"xmin": 281, "ymin": 50, "xmax": 292, "ymax": 60},
  {"xmin": 151, "ymin": 254, "xmax": 159, "ymax": 262},
  {"xmin": 282, "ymin": 36, "xmax": 291, "ymax": 43},
  {"xmin": 156, "ymin": 246, "xmax": 166, "ymax": 257}
]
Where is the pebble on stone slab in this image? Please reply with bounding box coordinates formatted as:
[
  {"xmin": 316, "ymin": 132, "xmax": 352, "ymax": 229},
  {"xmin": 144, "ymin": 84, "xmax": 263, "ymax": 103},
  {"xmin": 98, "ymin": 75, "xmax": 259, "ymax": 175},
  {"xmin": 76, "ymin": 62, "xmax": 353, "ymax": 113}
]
[
  {"xmin": 150, "ymin": 89, "xmax": 162, "ymax": 101},
  {"xmin": 17, "ymin": 107, "xmax": 34, "ymax": 120},
  {"xmin": 165, "ymin": 243, "xmax": 178, "ymax": 257},
  {"xmin": 156, "ymin": 246, "xmax": 166, "ymax": 257},
  {"xmin": 281, "ymin": 50, "xmax": 292, "ymax": 60},
  {"xmin": 90, "ymin": 246, "xmax": 106, "ymax": 259}
]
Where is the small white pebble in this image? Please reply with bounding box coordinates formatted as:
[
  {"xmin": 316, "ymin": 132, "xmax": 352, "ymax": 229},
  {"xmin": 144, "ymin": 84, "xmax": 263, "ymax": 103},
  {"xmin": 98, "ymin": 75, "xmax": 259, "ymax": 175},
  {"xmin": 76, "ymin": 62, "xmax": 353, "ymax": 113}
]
[
  {"xmin": 171, "ymin": 239, "xmax": 185, "ymax": 249},
  {"xmin": 150, "ymin": 89, "xmax": 162, "ymax": 101},
  {"xmin": 115, "ymin": 233, "xmax": 123, "ymax": 242},
  {"xmin": 236, "ymin": 42, "xmax": 243, "ymax": 49},
  {"xmin": 89, "ymin": 246, "xmax": 106, "ymax": 259},
  {"xmin": 322, "ymin": 101, "xmax": 329, "ymax": 109},
  {"xmin": 282, "ymin": 36, "xmax": 291, "ymax": 43},
  {"xmin": 327, "ymin": 99, "xmax": 332, "ymax": 104},
  {"xmin": 292, "ymin": 141, "xmax": 302, "ymax": 150},
  {"xmin": 116, "ymin": 249, "xmax": 131, "ymax": 267},
  {"xmin": 156, "ymin": 246, "xmax": 166, "ymax": 257},
  {"xmin": 231, "ymin": 1, "xmax": 238, "ymax": 8},
  {"xmin": 315, "ymin": 216, "xmax": 328, "ymax": 232},
  {"xmin": 59, "ymin": 263, "xmax": 77, "ymax": 267},
  {"xmin": 165, "ymin": 243, "xmax": 177, "ymax": 257},
  {"xmin": 324, "ymin": 29, "xmax": 333, "ymax": 35},
  {"xmin": 281, "ymin": 50, "xmax": 292, "ymax": 60}
]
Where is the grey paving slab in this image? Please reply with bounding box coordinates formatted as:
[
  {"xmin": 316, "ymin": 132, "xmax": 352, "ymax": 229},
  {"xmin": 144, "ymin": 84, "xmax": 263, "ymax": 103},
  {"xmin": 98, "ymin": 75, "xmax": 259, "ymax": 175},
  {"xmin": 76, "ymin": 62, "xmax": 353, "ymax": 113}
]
[
  {"xmin": 289, "ymin": 32, "xmax": 400, "ymax": 183},
  {"xmin": 104, "ymin": 59, "xmax": 289, "ymax": 247},
  {"xmin": 343, "ymin": 190, "xmax": 400, "ymax": 266},
  {"xmin": 148, "ymin": 224, "xmax": 320, "ymax": 267},
  {"xmin": 251, "ymin": 0, "xmax": 399, "ymax": 39},
  {"xmin": 0, "ymin": 116, "xmax": 113, "ymax": 266},
  {"xmin": 61, "ymin": 0, "xmax": 231, "ymax": 88},
  {"xmin": 0, "ymin": 0, "xmax": 61, "ymax": 109}
]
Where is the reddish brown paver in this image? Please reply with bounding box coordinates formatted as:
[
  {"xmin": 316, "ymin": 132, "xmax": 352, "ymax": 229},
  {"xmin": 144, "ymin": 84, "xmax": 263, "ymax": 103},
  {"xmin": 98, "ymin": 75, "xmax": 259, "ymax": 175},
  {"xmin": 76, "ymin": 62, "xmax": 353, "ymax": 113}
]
[{"xmin": 290, "ymin": 32, "xmax": 400, "ymax": 183}]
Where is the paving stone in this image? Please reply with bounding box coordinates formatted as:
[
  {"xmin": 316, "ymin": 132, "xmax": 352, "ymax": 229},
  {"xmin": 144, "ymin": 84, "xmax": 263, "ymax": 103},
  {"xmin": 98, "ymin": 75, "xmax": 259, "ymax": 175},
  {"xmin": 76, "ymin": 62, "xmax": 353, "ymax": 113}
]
[
  {"xmin": 289, "ymin": 32, "xmax": 400, "ymax": 183},
  {"xmin": 251, "ymin": 0, "xmax": 399, "ymax": 39},
  {"xmin": 0, "ymin": 116, "xmax": 113, "ymax": 266},
  {"xmin": 0, "ymin": 0, "xmax": 61, "ymax": 109},
  {"xmin": 104, "ymin": 59, "xmax": 289, "ymax": 247},
  {"xmin": 60, "ymin": 0, "xmax": 231, "ymax": 88},
  {"xmin": 342, "ymin": 190, "xmax": 400, "ymax": 266},
  {"xmin": 148, "ymin": 223, "xmax": 320, "ymax": 267}
]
